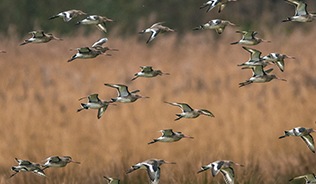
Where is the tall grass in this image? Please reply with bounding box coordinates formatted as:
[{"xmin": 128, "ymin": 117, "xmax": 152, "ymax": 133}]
[{"xmin": 0, "ymin": 24, "xmax": 316, "ymax": 184}]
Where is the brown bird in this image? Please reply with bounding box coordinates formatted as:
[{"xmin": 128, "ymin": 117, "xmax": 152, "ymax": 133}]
[
  {"xmin": 49, "ymin": 9, "xmax": 87, "ymax": 22},
  {"xmin": 262, "ymin": 53, "xmax": 295, "ymax": 72},
  {"xmin": 20, "ymin": 30, "xmax": 62, "ymax": 45},
  {"xmin": 139, "ymin": 22, "xmax": 174, "ymax": 43},
  {"xmin": 283, "ymin": 0, "xmax": 316, "ymax": 22},
  {"xmin": 132, "ymin": 66, "xmax": 169, "ymax": 81},
  {"xmin": 42, "ymin": 156, "xmax": 80, "ymax": 169},
  {"xmin": 148, "ymin": 129, "xmax": 194, "ymax": 144},
  {"xmin": 231, "ymin": 31, "xmax": 270, "ymax": 45},
  {"xmin": 104, "ymin": 84, "xmax": 149, "ymax": 103},
  {"xmin": 165, "ymin": 102, "xmax": 215, "ymax": 121}
]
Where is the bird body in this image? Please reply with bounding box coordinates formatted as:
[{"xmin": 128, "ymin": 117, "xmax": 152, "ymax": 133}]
[
  {"xmin": 49, "ymin": 9, "xmax": 86, "ymax": 22},
  {"xmin": 231, "ymin": 31, "xmax": 270, "ymax": 45},
  {"xmin": 42, "ymin": 156, "xmax": 80, "ymax": 168},
  {"xmin": 20, "ymin": 30, "xmax": 62, "ymax": 45},
  {"xmin": 197, "ymin": 160, "xmax": 244, "ymax": 184},
  {"xmin": 104, "ymin": 84, "xmax": 149, "ymax": 103},
  {"xmin": 279, "ymin": 127, "xmax": 316, "ymax": 153},
  {"xmin": 238, "ymin": 47, "xmax": 272, "ymax": 68},
  {"xmin": 77, "ymin": 94, "xmax": 113, "ymax": 119},
  {"xmin": 200, "ymin": 0, "xmax": 237, "ymax": 13},
  {"xmin": 132, "ymin": 66, "xmax": 169, "ymax": 81},
  {"xmin": 126, "ymin": 159, "xmax": 176, "ymax": 184},
  {"xmin": 165, "ymin": 102, "xmax": 214, "ymax": 120},
  {"xmin": 10, "ymin": 158, "xmax": 46, "ymax": 178},
  {"xmin": 148, "ymin": 129, "xmax": 193, "ymax": 144},
  {"xmin": 139, "ymin": 22, "xmax": 174, "ymax": 43},
  {"xmin": 193, "ymin": 19, "xmax": 237, "ymax": 34},
  {"xmin": 283, "ymin": 0, "xmax": 316, "ymax": 22}
]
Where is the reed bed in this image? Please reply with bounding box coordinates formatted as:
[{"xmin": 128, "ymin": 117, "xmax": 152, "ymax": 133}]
[{"xmin": 0, "ymin": 25, "xmax": 316, "ymax": 184}]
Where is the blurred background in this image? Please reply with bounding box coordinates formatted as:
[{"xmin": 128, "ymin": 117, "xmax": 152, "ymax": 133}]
[{"xmin": 1, "ymin": 0, "xmax": 316, "ymax": 183}]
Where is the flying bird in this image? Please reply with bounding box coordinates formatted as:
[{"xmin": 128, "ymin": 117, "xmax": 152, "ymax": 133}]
[
  {"xmin": 104, "ymin": 84, "xmax": 149, "ymax": 103},
  {"xmin": 199, "ymin": 0, "xmax": 237, "ymax": 13},
  {"xmin": 164, "ymin": 102, "xmax": 215, "ymax": 121},
  {"xmin": 262, "ymin": 53, "xmax": 295, "ymax": 72},
  {"xmin": 239, "ymin": 65, "xmax": 286, "ymax": 87},
  {"xmin": 42, "ymin": 156, "xmax": 80, "ymax": 169},
  {"xmin": 197, "ymin": 160, "xmax": 244, "ymax": 184},
  {"xmin": 279, "ymin": 127, "xmax": 316, "ymax": 153},
  {"xmin": 148, "ymin": 129, "xmax": 193, "ymax": 144},
  {"xmin": 139, "ymin": 22, "xmax": 174, "ymax": 43},
  {"xmin": 237, "ymin": 47, "xmax": 272, "ymax": 68},
  {"xmin": 77, "ymin": 94, "xmax": 113, "ymax": 119},
  {"xmin": 76, "ymin": 15, "xmax": 114, "ymax": 33},
  {"xmin": 289, "ymin": 173, "xmax": 316, "ymax": 183},
  {"xmin": 10, "ymin": 158, "xmax": 46, "ymax": 178},
  {"xmin": 126, "ymin": 159, "xmax": 176, "ymax": 184},
  {"xmin": 49, "ymin": 10, "xmax": 86, "ymax": 22},
  {"xmin": 193, "ymin": 19, "xmax": 237, "ymax": 34},
  {"xmin": 104, "ymin": 176, "xmax": 120, "ymax": 184},
  {"xmin": 231, "ymin": 31, "xmax": 270, "ymax": 45},
  {"xmin": 131, "ymin": 66, "xmax": 169, "ymax": 81},
  {"xmin": 282, "ymin": 0, "xmax": 316, "ymax": 22},
  {"xmin": 67, "ymin": 38, "xmax": 116, "ymax": 62},
  {"xmin": 20, "ymin": 30, "xmax": 62, "ymax": 45}
]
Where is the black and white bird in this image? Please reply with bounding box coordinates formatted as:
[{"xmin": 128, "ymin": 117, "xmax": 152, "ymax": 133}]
[
  {"xmin": 76, "ymin": 15, "xmax": 114, "ymax": 32},
  {"xmin": 77, "ymin": 94, "xmax": 113, "ymax": 119},
  {"xmin": 279, "ymin": 127, "xmax": 316, "ymax": 153},
  {"xmin": 262, "ymin": 53, "xmax": 295, "ymax": 72},
  {"xmin": 126, "ymin": 159, "xmax": 176, "ymax": 184},
  {"xmin": 193, "ymin": 19, "xmax": 237, "ymax": 34},
  {"xmin": 20, "ymin": 30, "xmax": 62, "ymax": 45},
  {"xmin": 139, "ymin": 22, "xmax": 174, "ymax": 43},
  {"xmin": 197, "ymin": 160, "xmax": 244, "ymax": 184},
  {"xmin": 49, "ymin": 10, "xmax": 86, "ymax": 22},
  {"xmin": 231, "ymin": 31, "xmax": 270, "ymax": 45},
  {"xmin": 42, "ymin": 156, "xmax": 80, "ymax": 169},
  {"xmin": 131, "ymin": 66, "xmax": 169, "ymax": 81},
  {"xmin": 10, "ymin": 158, "xmax": 46, "ymax": 178},
  {"xmin": 148, "ymin": 129, "xmax": 193, "ymax": 144},
  {"xmin": 199, "ymin": 0, "xmax": 237, "ymax": 13},
  {"xmin": 289, "ymin": 173, "xmax": 316, "ymax": 183}
]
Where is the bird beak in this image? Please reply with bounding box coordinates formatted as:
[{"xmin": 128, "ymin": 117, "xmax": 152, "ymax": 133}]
[
  {"xmin": 106, "ymin": 18, "xmax": 114, "ymax": 22},
  {"xmin": 262, "ymin": 39, "xmax": 271, "ymax": 43},
  {"xmin": 286, "ymin": 55, "xmax": 295, "ymax": 59},
  {"xmin": 277, "ymin": 77, "xmax": 287, "ymax": 81},
  {"xmin": 234, "ymin": 163, "xmax": 244, "ymax": 167},
  {"xmin": 164, "ymin": 161, "xmax": 176, "ymax": 164},
  {"xmin": 108, "ymin": 48, "xmax": 119, "ymax": 51},
  {"xmin": 184, "ymin": 135, "xmax": 194, "ymax": 139},
  {"xmin": 70, "ymin": 160, "xmax": 81, "ymax": 164},
  {"xmin": 140, "ymin": 96, "xmax": 149, "ymax": 98},
  {"xmin": 162, "ymin": 72, "xmax": 170, "ymax": 75}
]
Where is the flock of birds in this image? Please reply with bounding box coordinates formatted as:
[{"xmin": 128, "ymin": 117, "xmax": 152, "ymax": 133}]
[{"xmin": 4, "ymin": 0, "xmax": 316, "ymax": 183}]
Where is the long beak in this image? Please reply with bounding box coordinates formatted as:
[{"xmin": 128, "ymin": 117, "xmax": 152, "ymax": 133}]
[
  {"xmin": 184, "ymin": 135, "xmax": 194, "ymax": 139},
  {"xmin": 229, "ymin": 22, "xmax": 238, "ymax": 26},
  {"xmin": 164, "ymin": 161, "xmax": 176, "ymax": 164},
  {"xmin": 139, "ymin": 96, "xmax": 149, "ymax": 98},
  {"xmin": 54, "ymin": 36, "xmax": 63, "ymax": 41},
  {"xmin": 162, "ymin": 72, "xmax": 170, "ymax": 75},
  {"xmin": 277, "ymin": 77, "xmax": 287, "ymax": 81},
  {"xmin": 234, "ymin": 162, "xmax": 244, "ymax": 167},
  {"xmin": 286, "ymin": 55, "xmax": 295, "ymax": 59},
  {"xmin": 106, "ymin": 18, "xmax": 114, "ymax": 22},
  {"xmin": 262, "ymin": 39, "xmax": 271, "ymax": 43},
  {"xmin": 108, "ymin": 48, "xmax": 119, "ymax": 51},
  {"xmin": 70, "ymin": 160, "xmax": 81, "ymax": 164}
]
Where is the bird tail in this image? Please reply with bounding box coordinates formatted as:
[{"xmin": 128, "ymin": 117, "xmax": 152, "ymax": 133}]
[
  {"xmin": 197, "ymin": 166, "xmax": 208, "ymax": 174},
  {"xmin": 279, "ymin": 131, "xmax": 289, "ymax": 139},
  {"xmin": 148, "ymin": 139, "xmax": 158, "ymax": 145},
  {"xmin": 282, "ymin": 17, "xmax": 291, "ymax": 22},
  {"xmin": 239, "ymin": 81, "xmax": 252, "ymax": 87},
  {"xmin": 193, "ymin": 25, "xmax": 203, "ymax": 31},
  {"xmin": 67, "ymin": 55, "xmax": 76, "ymax": 62},
  {"xmin": 230, "ymin": 41, "xmax": 239, "ymax": 45}
]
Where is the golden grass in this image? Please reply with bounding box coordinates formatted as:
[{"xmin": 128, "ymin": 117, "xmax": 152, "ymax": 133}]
[{"xmin": 1, "ymin": 25, "xmax": 316, "ymax": 184}]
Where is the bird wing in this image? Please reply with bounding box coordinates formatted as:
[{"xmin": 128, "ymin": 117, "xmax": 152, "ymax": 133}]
[
  {"xmin": 220, "ymin": 167, "xmax": 234, "ymax": 184},
  {"xmin": 47, "ymin": 156, "xmax": 61, "ymax": 163},
  {"xmin": 147, "ymin": 30, "xmax": 160, "ymax": 43},
  {"xmin": 144, "ymin": 163, "xmax": 160, "ymax": 184},
  {"xmin": 31, "ymin": 30, "xmax": 45, "ymax": 38},
  {"xmin": 242, "ymin": 31, "xmax": 254, "ymax": 40},
  {"xmin": 290, "ymin": 173, "xmax": 316, "ymax": 181},
  {"xmin": 151, "ymin": 22, "xmax": 165, "ymax": 28},
  {"xmin": 98, "ymin": 106, "xmax": 108, "ymax": 119},
  {"xmin": 165, "ymin": 102, "xmax": 194, "ymax": 112},
  {"xmin": 32, "ymin": 168, "xmax": 47, "ymax": 177},
  {"xmin": 211, "ymin": 161, "xmax": 224, "ymax": 177},
  {"xmin": 96, "ymin": 23, "xmax": 107, "ymax": 33},
  {"xmin": 252, "ymin": 65, "xmax": 264, "ymax": 77},
  {"xmin": 104, "ymin": 84, "xmax": 130, "ymax": 97},
  {"xmin": 242, "ymin": 47, "xmax": 261, "ymax": 61},
  {"xmin": 301, "ymin": 134, "xmax": 315, "ymax": 153},
  {"xmin": 276, "ymin": 60, "xmax": 285, "ymax": 72},
  {"xmin": 200, "ymin": 109, "xmax": 215, "ymax": 117},
  {"xmin": 88, "ymin": 94, "xmax": 100, "ymax": 103},
  {"xmin": 219, "ymin": 3, "xmax": 226, "ymax": 13},
  {"xmin": 63, "ymin": 11, "xmax": 75, "ymax": 22},
  {"xmin": 162, "ymin": 129, "xmax": 174, "ymax": 136},
  {"xmin": 285, "ymin": 0, "xmax": 308, "ymax": 16},
  {"xmin": 141, "ymin": 66, "xmax": 154, "ymax": 73},
  {"xmin": 77, "ymin": 47, "xmax": 92, "ymax": 53},
  {"xmin": 92, "ymin": 38, "xmax": 108, "ymax": 48}
]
